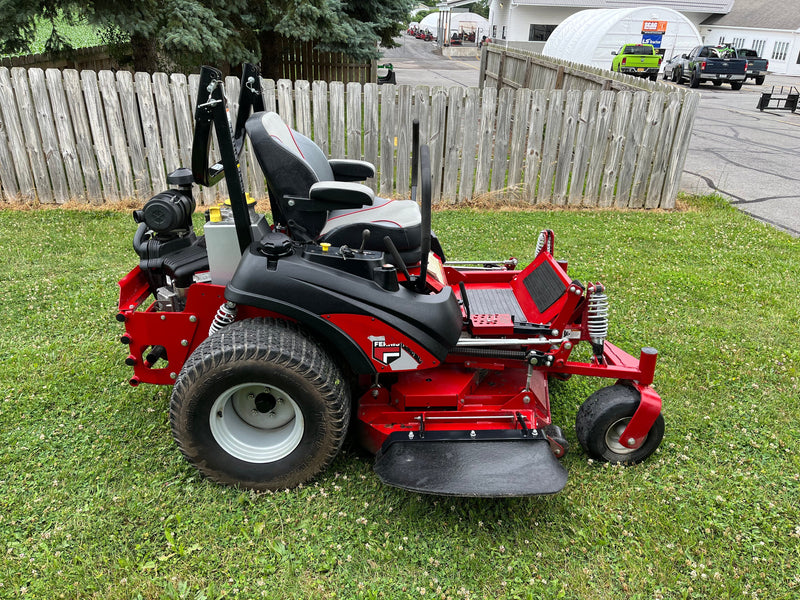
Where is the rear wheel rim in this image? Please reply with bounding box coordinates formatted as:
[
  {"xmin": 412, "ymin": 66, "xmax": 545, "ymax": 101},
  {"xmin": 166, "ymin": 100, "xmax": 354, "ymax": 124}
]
[
  {"xmin": 604, "ymin": 417, "xmax": 636, "ymax": 455},
  {"xmin": 209, "ymin": 382, "xmax": 304, "ymax": 463}
]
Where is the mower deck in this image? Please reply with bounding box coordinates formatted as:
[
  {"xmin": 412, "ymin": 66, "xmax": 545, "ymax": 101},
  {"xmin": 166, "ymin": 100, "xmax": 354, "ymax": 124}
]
[{"xmin": 374, "ymin": 433, "xmax": 568, "ymax": 497}]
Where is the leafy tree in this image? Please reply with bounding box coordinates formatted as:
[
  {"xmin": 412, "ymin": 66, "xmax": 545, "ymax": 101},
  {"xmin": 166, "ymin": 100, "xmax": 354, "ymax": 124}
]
[{"xmin": 0, "ymin": 0, "xmax": 413, "ymax": 73}]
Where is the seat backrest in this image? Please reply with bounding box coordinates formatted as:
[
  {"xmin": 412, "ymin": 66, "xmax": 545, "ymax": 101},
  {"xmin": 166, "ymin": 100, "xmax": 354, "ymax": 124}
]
[{"xmin": 246, "ymin": 112, "xmax": 332, "ymax": 237}]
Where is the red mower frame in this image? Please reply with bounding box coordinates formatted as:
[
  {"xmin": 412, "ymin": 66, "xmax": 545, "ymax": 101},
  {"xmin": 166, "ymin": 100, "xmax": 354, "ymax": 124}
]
[{"xmin": 117, "ymin": 64, "xmax": 664, "ymax": 497}]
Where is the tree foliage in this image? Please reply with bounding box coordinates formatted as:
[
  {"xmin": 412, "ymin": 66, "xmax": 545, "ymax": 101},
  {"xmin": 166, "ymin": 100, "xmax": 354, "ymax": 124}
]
[{"xmin": 0, "ymin": 0, "xmax": 413, "ymax": 71}]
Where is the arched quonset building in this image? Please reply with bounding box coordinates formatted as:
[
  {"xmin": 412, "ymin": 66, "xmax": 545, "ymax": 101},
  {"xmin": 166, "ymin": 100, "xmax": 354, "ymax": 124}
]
[
  {"xmin": 485, "ymin": 0, "xmax": 729, "ymax": 50},
  {"xmin": 542, "ymin": 7, "xmax": 703, "ymax": 69}
]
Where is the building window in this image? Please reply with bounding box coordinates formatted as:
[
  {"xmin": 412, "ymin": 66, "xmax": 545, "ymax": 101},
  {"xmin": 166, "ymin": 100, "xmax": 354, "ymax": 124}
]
[
  {"xmin": 502, "ymin": 26, "xmax": 507, "ymax": 40},
  {"xmin": 718, "ymin": 35, "xmax": 725, "ymax": 44},
  {"xmin": 528, "ymin": 24, "xmax": 557, "ymax": 42},
  {"xmin": 732, "ymin": 37, "xmax": 745, "ymax": 48},
  {"xmin": 772, "ymin": 41, "xmax": 789, "ymax": 61},
  {"xmin": 492, "ymin": 25, "xmax": 497, "ymax": 38},
  {"xmin": 753, "ymin": 39, "xmax": 766, "ymax": 56}
]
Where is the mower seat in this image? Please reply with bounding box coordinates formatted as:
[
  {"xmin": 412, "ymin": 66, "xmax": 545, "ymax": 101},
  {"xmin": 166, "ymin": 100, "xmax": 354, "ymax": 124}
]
[{"xmin": 246, "ymin": 112, "xmax": 422, "ymax": 264}]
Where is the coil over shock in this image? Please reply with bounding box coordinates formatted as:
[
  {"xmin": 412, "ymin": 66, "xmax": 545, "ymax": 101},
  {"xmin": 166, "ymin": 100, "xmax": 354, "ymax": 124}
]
[
  {"xmin": 586, "ymin": 284, "xmax": 608, "ymax": 360},
  {"xmin": 535, "ymin": 229, "xmax": 554, "ymax": 256},
  {"xmin": 208, "ymin": 301, "xmax": 237, "ymax": 336}
]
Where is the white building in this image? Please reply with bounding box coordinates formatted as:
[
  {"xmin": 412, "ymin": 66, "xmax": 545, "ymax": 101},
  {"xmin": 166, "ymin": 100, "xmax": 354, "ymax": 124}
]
[
  {"xmin": 541, "ymin": 7, "xmax": 703, "ymax": 70},
  {"xmin": 484, "ymin": 0, "xmax": 728, "ymax": 49},
  {"xmin": 701, "ymin": 0, "xmax": 800, "ymax": 75}
]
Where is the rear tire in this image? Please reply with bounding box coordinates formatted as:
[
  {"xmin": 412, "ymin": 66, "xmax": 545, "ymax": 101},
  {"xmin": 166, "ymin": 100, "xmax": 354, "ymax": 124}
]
[
  {"xmin": 576, "ymin": 384, "xmax": 664, "ymax": 465},
  {"xmin": 690, "ymin": 69, "xmax": 700, "ymax": 88},
  {"xmin": 755, "ymin": 75, "xmax": 765, "ymax": 85},
  {"xmin": 170, "ymin": 318, "xmax": 351, "ymax": 491},
  {"xmin": 731, "ymin": 81, "xmax": 743, "ymax": 90},
  {"xmin": 674, "ymin": 68, "xmax": 682, "ymax": 84}
]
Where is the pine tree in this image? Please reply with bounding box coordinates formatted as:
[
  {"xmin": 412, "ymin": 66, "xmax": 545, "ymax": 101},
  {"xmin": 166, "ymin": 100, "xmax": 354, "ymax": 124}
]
[{"xmin": 0, "ymin": 0, "xmax": 413, "ymax": 73}]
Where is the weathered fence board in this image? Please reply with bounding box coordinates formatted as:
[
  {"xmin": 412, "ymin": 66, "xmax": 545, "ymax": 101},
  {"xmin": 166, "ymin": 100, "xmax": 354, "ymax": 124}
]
[
  {"xmin": 442, "ymin": 86, "xmax": 464, "ymax": 202},
  {"xmin": 458, "ymin": 87, "xmax": 480, "ymax": 202},
  {"xmin": 630, "ymin": 92, "xmax": 666, "ymax": 208},
  {"xmin": 81, "ymin": 69, "xmax": 118, "ymax": 202},
  {"xmin": 429, "ymin": 87, "xmax": 448, "ymax": 203},
  {"xmin": 0, "ymin": 66, "xmax": 698, "ymax": 209},
  {"xmin": 661, "ymin": 91, "xmax": 700, "ymax": 208},
  {"xmin": 553, "ymin": 89, "xmax": 581, "ymax": 205},
  {"xmin": 537, "ymin": 90, "xmax": 564, "ymax": 204},
  {"xmin": 346, "ymin": 82, "xmax": 363, "ymax": 162},
  {"xmin": 363, "ymin": 83, "xmax": 379, "ymax": 192},
  {"xmin": 30, "ymin": 68, "xmax": 69, "ymax": 203},
  {"xmin": 379, "ymin": 84, "xmax": 397, "ymax": 197},
  {"xmin": 615, "ymin": 91, "xmax": 649, "ymax": 208},
  {"xmin": 599, "ymin": 91, "xmax": 632, "ymax": 208},
  {"xmin": 583, "ymin": 90, "xmax": 616, "ymax": 204},
  {"xmin": 294, "ymin": 80, "xmax": 311, "ymax": 138},
  {"xmin": 567, "ymin": 89, "xmax": 597, "ymax": 206},
  {"xmin": 99, "ymin": 70, "xmax": 135, "ymax": 200},
  {"xmin": 523, "ymin": 90, "xmax": 547, "ymax": 202},
  {"xmin": 475, "ymin": 86, "xmax": 496, "ymax": 195},
  {"xmin": 329, "ymin": 81, "xmax": 346, "ymax": 160},
  {"xmin": 116, "ymin": 71, "xmax": 149, "ymax": 199},
  {"xmin": 63, "ymin": 69, "xmax": 102, "ymax": 201},
  {"xmin": 312, "ymin": 81, "xmax": 329, "ymax": 156},
  {"xmin": 507, "ymin": 88, "xmax": 532, "ymax": 190},
  {"xmin": 135, "ymin": 71, "xmax": 167, "ymax": 195},
  {"xmin": 12, "ymin": 68, "xmax": 53, "ymax": 203},
  {"xmin": 395, "ymin": 85, "xmax": 412, "ymax": 196},
  {"xmin": 490, "ymin": 87, "xmax": 513, "ymax": 194}
]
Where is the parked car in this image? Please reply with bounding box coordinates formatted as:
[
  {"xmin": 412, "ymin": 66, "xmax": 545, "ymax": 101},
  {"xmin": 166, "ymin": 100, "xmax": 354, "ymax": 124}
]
[
  {"xmin": 662, "ymin": 54, "xmax": 684, "ymax": 82},
  {"xmin": 735, "ymin": 48, "xmax": 769, "ymax": 85},
  {"xmin": 673, "ymin": 45, "xmax": 747, "ymax": 90},
  {"xmin": 611, "ymin": 43, "xmax": 662, "ymax": 81}
]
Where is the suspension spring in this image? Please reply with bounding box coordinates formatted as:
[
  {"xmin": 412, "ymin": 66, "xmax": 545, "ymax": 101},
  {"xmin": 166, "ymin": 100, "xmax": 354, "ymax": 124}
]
[
  {"xmin": 208, "ymin": 301, "xmax": 237, "ymax": 336},
  {"xmin": 586, "ymin": 285, "xmax": 609, "ymax": 344},
  {"xmin": 535, "ymin": 229, "xmax": 554, "ymax": 256}
]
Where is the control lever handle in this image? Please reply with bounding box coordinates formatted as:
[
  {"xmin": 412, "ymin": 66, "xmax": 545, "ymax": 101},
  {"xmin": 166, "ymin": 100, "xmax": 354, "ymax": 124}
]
[
  {"xmin": 358, "ymin": 228, "xmax": 371, "ymax": 253},
  {"xmin": 383, "ymin": 236, "xmax": 412, "ymax": 281}
]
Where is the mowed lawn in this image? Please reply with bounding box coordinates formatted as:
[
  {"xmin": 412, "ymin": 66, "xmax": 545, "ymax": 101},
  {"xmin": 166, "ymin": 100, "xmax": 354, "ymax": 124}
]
[{"xmin": 0, "ymin": 196, "xmax": 798, "ymax": 599}]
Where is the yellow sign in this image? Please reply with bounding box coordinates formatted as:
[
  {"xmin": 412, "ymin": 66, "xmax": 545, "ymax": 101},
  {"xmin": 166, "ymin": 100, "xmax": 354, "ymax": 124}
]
[{"xmin": 642, "ymin": 20, "xmax": 668, "ymax": 34}]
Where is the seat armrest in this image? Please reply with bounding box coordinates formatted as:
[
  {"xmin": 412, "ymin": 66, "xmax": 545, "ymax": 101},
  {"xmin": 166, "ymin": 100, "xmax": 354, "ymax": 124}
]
[
  {"xmin": 308, "ymin": 181, "xmax": 375, "ymax": 210},
  {"xmin": 329, "ymin": 159, "xmax": 376, "ymax": 182}
]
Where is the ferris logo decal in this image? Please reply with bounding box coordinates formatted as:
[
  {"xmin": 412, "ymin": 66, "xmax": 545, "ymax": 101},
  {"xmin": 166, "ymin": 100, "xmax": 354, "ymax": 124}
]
[{"xmin": 369, "ymin": 336, "xmax": 422, "ymax": 371}]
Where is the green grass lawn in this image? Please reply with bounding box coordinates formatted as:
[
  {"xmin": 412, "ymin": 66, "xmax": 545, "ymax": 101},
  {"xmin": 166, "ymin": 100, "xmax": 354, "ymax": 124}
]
[{"xmin": 1, "ymin": 196, "xmax": 798, "ymax": 599}]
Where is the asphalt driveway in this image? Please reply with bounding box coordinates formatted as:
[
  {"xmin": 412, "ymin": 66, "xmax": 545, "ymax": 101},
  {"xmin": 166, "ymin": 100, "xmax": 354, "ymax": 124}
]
[{"xmin": 381, "ymin": 37, "xmax": 800, "ymax": 236}]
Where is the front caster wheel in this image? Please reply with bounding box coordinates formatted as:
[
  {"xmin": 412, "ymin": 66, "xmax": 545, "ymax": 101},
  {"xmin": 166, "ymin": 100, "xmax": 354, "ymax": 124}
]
[
  {"xmin": 170, "ymin": 318, "xmax": 351, "ymax": 491},
  {"xmin": 576, "ymin": 384, "xmax": 664, "ymax": 464}
]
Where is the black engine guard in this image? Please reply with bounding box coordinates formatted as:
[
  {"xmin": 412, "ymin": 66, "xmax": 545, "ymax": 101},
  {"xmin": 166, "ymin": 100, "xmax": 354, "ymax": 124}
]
[{"xmin": 374, "ymin": 430, "xmax": 567, "ymax": 497}]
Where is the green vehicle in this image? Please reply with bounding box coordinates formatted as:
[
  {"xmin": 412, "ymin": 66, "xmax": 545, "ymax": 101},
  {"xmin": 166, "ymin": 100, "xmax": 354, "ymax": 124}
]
[{"xmin": 611, "ymin": 44, "xmax": 663, "ymax": 81}]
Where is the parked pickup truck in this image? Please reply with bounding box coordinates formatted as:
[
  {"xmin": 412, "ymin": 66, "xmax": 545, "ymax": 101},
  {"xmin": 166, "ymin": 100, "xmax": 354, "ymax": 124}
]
[
  {"xmin": 611, "ymin": 44, "xmax": 662, "ymax": 81},
  {"xmin": 675, "ymin": 45, "xmax": 747, "ymax": 89},
  {"xmin": 735, "ymin": 48, "xmax": 769, "ymax": 85}
]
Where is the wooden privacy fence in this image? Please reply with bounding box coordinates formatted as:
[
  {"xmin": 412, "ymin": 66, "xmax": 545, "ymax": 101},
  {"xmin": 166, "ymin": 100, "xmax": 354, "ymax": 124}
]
[
  {"xmin": 265, "ymin": 37, "xmax": 377, "ymax": 85},
  {"xmin": 0, "ymin": 46, "xmax": 118, "ymax": 72},
  {"xmin": 0, "ymin": 66, "xmax": 699, "ymax": 209},
  {"xmin": 480, "ymin": 44, "xmax": 676, "ymax": 95}
]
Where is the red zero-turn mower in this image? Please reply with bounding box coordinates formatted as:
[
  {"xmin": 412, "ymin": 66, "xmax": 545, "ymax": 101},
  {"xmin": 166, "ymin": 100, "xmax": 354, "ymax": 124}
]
[{"xmin": 117, "ymin": 65, "xmax": 665, "ymax": 497}]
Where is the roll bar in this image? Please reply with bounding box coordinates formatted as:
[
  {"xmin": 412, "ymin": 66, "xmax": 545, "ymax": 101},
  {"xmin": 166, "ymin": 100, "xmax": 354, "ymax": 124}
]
[{"xmin": 191, "ymin": 64, "xmax": 264, "ymax": 253}]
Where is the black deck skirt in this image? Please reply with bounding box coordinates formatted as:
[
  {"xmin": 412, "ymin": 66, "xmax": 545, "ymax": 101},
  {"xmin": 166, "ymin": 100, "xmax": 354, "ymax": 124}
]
[{"xmin": 374, "ymin": 435, "xmax": 567, "ymax": 497}]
